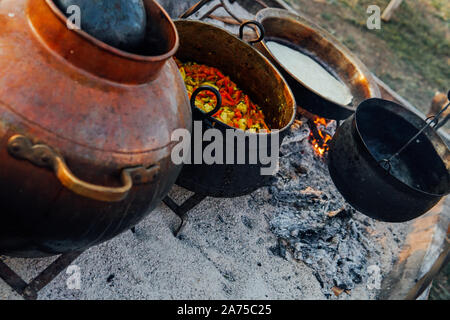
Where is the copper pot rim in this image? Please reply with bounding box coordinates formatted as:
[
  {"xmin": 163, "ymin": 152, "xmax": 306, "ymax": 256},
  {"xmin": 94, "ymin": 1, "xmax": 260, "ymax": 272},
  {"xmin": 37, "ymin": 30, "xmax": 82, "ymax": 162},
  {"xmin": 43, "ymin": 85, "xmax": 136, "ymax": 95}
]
[
  {"xmin": 255, "ymin": 8, "xmax": 381, "ymax": 110},
  {"xmin": 44, "ymin": 0, "xmax": 179, "ymax": 63},
  {"xmin": 174, "ymin": 19, "xmax": 297, "ymax": 134}
]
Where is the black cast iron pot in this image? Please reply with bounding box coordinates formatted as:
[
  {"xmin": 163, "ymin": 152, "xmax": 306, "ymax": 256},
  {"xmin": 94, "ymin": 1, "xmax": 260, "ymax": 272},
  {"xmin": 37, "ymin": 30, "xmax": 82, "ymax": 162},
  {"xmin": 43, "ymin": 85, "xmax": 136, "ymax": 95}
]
[{"xmin": 328, "ymin": 98, "xmax": 450, "ymax": 222}]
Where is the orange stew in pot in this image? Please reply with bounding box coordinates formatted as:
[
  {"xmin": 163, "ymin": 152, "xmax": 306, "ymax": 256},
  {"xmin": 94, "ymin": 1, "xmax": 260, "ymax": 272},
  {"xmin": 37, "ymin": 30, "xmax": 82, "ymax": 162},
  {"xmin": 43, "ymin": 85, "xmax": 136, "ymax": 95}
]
[{"xmin": 176, "ymin": 59, "xmax": 270, "ymax": 133}]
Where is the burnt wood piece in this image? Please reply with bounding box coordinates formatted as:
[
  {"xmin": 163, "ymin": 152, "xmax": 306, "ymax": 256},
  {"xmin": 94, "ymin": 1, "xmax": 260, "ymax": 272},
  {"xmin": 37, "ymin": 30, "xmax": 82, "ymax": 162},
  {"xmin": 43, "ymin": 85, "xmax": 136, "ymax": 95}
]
[
  {"xmin": 308, "ymin": 119, "xmax": 326, "ymax": 149},
  {"xmin": 405, "ymin": 241, "xmax": 449, "ymax": 300},
  {"xmin": 0, "ymin": 260, "xmax": 29, "ymax": 298}
]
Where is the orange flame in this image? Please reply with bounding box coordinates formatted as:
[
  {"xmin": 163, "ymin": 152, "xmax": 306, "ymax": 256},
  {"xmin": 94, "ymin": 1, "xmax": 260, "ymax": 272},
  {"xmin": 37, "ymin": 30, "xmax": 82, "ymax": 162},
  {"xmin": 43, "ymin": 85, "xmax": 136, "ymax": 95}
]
[{"xmin": 309, "ymin": 117, "xmax": 333, "ymax": 157}]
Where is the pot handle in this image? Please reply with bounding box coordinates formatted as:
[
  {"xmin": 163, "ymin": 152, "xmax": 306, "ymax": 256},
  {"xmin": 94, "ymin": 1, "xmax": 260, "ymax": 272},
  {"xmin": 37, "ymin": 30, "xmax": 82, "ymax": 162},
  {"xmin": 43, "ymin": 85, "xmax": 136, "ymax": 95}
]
[
  {"xmin": 239, "ymin": 20, "xmax": 265, "ymax": 45},
  {"xmin": 7, "ymin": 135, "xmax": 159, "ymax": 202},
  {"xmin": 190, "ymin": 85, "xmax": 223, "ymax": 118}
]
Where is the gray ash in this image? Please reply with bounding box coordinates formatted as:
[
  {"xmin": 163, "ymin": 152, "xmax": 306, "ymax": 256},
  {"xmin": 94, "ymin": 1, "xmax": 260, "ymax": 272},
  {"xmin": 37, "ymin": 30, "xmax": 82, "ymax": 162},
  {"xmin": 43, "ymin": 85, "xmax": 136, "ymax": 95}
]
[{"xmin": 267, "ymin": 119, "xmax": 379, "ymax": 295}]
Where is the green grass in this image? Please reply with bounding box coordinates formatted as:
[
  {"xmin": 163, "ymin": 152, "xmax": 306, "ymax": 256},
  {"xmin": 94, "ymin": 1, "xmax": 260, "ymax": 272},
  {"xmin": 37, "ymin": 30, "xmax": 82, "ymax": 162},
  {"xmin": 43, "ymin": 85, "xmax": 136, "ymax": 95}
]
[
  {"xmin": 321, "ymin": 12, "xmax": 334, "ymax": 22},
  {"xmin": 339, "ymin": 0, "xmax": 449, "ymax": 95},
  {"xmin": 286, "ymin": 0, "xmax": 449, "ymax": 113},
  {"xmin": 430, "ymin": 0, "xmax": 450, "ymax": 19}
]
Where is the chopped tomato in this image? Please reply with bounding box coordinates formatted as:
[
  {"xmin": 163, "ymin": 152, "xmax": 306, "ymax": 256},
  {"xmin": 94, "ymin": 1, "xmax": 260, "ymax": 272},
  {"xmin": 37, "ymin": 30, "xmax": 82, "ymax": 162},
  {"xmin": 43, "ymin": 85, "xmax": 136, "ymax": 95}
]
[{"xmin": 176, "ymin": 59, "xmax": 270, "ymax": 132}]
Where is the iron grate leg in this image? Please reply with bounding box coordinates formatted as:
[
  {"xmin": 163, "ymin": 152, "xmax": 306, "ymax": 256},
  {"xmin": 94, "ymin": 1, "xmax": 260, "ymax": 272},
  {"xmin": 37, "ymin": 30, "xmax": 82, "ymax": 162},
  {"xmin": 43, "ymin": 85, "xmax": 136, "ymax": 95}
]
[
  {"xmin": 163, "ymin": 193, "xmax": 207, "ymax": 237},
  {"xmin": 0, "ymin": 251, "xmax": 83, "ymax": 300}
]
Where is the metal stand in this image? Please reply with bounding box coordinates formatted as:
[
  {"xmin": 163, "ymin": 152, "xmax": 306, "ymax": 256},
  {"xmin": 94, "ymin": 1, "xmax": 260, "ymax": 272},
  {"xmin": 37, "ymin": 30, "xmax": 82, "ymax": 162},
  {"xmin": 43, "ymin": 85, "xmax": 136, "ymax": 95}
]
[
  {"xmin": 181, "ymin": 0, "xmax": 238, "ymax": 21},
  {"xmin": 163, "ymin": 194, "xmax": 207, "ymax": 237},
  {"xmin": 181, "ymin": 0, "xmax": 267, "ymax": 23},
  {"xmin": 0, "ymin": 251, "xmax": 83, "ymax": 300}
]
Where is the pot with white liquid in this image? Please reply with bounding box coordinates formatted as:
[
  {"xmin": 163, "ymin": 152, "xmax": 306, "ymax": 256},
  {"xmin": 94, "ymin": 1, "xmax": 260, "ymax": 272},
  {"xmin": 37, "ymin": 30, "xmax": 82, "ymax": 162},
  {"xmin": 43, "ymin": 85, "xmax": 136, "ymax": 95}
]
[{"xmin": 255, "ymin": 8, "xmax": 381, "ymax": 120}]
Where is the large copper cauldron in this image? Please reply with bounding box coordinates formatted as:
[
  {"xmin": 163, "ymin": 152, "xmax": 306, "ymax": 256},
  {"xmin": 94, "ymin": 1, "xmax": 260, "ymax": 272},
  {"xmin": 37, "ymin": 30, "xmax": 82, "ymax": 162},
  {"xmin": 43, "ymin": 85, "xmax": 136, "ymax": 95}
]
[{"xmin": 0, "ymin": 0, "xmax": 191, "ymax": 257}]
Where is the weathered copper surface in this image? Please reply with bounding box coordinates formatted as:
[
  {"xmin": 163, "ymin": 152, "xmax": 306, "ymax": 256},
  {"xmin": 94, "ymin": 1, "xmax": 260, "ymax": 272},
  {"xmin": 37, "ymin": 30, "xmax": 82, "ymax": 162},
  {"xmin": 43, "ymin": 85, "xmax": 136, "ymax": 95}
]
[{"xmin": 0, "ymin": 0, "xmax": 191, "ymax": 257}]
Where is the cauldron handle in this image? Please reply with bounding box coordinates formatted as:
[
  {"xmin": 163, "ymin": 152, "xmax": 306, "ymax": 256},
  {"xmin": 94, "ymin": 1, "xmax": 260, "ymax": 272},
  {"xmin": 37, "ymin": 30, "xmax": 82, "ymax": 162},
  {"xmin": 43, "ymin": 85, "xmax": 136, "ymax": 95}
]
[
  {"xmin": 190, "ymin": 86, "xmax": 222, "ymax": 118},
  {"xmin": 7, "ymin": 135, "xmax": 159, "ymax": 202},
  {"xmin": 239, "ymin": 20, "xmax": 265, "ymax": 45}
]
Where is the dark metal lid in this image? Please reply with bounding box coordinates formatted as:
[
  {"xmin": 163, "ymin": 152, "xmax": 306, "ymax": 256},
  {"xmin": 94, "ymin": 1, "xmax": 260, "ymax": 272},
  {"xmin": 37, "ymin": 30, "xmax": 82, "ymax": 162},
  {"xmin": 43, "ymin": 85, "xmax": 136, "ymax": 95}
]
[{"xmin": 53, "ymin": 0, "xmax": 147, "ymax": 52}]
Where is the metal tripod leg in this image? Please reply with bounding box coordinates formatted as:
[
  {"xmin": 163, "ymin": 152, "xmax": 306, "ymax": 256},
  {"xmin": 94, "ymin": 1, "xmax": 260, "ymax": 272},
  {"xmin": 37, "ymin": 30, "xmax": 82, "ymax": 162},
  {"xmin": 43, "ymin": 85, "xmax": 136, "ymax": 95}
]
[
  {"xmin": 0, "ymin": 251, "xmax": 83, "ymax": 300},
  {"xmin": 163, "ymin": 193, "xmax": 207, "ymax": 237}
]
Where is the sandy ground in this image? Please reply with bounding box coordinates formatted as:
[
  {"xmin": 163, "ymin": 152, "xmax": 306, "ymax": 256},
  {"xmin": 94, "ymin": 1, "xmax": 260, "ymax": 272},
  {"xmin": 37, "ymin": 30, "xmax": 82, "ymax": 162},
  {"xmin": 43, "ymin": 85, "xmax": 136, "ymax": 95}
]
[
  {"xmin": 0, "ymin": 186, "xmax": 402, "ymax": 300},
  {"xmin": 1, "ymin": 186, "xmax": 325, "ymax": 300}
]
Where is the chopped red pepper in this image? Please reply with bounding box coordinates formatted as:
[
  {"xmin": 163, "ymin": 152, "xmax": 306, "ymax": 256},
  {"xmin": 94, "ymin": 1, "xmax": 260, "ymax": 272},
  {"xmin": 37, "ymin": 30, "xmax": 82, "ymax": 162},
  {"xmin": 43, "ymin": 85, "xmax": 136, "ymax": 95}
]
[{"xmin": 176, "ymin": 59, "xmax": 270, "ymax": 132}]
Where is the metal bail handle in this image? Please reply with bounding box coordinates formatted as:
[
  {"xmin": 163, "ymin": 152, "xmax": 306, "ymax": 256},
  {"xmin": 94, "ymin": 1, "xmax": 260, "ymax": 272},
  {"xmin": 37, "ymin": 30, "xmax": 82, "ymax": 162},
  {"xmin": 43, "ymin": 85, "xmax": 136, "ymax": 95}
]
[
  {"xmin": 7, "ymin": 135, "xmax": 160, "ymax": 202},
  {"xmin": 239, "ymin": 20, "xmax": 265, "ymax": 45},
  {"xmin": 190, "ymin": 85, "xmax": 223, "ymax": 119},
  {"xmin": 379, "ymin": 90, "xmax": 449, "ymax": 172}
]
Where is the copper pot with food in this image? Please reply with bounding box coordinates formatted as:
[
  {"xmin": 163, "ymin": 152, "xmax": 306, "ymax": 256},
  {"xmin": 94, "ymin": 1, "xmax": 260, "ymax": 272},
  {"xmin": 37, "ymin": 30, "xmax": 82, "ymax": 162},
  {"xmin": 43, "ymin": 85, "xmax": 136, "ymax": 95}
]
[{"xmin": 174, "ymin": 19, "xmax": 296, "ymax": 197}]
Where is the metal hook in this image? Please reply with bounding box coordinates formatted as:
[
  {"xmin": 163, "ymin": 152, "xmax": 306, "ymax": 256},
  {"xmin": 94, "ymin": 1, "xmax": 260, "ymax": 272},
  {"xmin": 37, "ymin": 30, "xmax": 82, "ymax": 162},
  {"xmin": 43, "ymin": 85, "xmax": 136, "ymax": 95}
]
[{"xmin": 239, "ymin": 20, "xmax": 265, "ymax": 45}]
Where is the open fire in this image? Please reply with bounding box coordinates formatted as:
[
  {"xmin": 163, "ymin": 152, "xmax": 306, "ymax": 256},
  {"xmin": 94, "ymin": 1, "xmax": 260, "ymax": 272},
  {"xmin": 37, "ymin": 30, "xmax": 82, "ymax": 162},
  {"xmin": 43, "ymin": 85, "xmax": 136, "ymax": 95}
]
[{"xmin": 308, "ymin": 117, "xmax": 334, "ymax": 157}]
